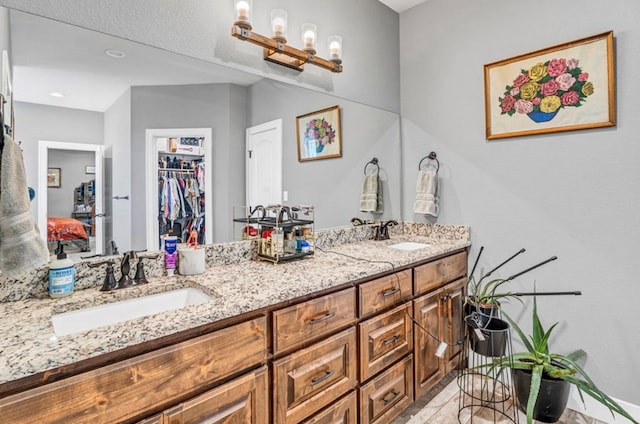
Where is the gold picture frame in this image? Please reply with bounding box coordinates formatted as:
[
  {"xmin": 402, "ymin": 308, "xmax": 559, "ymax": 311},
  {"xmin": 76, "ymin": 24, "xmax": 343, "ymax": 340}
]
[
  {"xmin": 296, "ymin": 105, "xmax": 342, "ymax": 161},
  {"xmin": 484, "ymin": 31, "xmax": 615, "ymax": 140},
  {"xmin": 47, "ymin": 167, "xmax": 61, "ymax": 188}
]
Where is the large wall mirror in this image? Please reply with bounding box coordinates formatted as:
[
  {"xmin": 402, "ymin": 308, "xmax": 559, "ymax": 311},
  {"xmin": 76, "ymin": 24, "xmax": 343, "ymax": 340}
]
[{"xmin": 7, "ymin": 9, "xmax": 402, "ymax": 261}]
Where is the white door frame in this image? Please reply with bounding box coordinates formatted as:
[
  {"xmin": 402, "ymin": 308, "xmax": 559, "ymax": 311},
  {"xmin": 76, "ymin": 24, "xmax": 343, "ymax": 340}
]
[
  {"xmin": 37, "ymin": 140, "xmax": 104, "ymax": 255},
  {"xmin": 145, "ymin": 128, "xmax": 213, "ymax": 250}
]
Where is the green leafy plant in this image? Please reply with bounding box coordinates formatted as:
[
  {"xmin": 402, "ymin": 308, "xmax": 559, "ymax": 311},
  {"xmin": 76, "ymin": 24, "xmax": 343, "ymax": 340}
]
[
  {"xmin": 493, "ymin": 297, "xmax": 639, "ymax": 424},
  {"xmin": 468, "ymin": 277, "xmax": 519, "ymax": 306}
]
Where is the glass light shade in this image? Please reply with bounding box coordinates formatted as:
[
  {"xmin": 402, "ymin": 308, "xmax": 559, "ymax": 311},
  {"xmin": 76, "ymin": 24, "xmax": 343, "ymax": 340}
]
[
  {"xmin": 328, "ymin": 35, "xmax": 342, "ymax": 63},
  {"xmin": 270, "ymin": 9, "xmax": 288, "ymax": 42},
  {"xmin": 234, "ymin": 0, "xmax": 253, "ymax": 29},
  {"xmin": 301, "ymin": 23, "xmax": 317, "ymax": 54}
]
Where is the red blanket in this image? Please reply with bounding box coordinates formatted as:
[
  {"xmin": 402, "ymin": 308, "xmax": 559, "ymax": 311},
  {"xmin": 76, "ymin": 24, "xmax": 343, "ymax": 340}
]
[{"xmin": 47, "ymin": 217, "xmax": 88, "ymax": 242}]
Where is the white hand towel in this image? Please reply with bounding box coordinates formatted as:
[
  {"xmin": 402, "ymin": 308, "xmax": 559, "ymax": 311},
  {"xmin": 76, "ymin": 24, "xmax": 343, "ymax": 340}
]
[
  {"xmin": 360, "ymin": 174, "xmax": 383, "ymax": 214},
  {"xmin": 0, "ymin": 135, "xmax": 49, "ymax": 277},
  {"xmin": 413, "ymin": 169, "xmax": 439, "ymax": 217}
]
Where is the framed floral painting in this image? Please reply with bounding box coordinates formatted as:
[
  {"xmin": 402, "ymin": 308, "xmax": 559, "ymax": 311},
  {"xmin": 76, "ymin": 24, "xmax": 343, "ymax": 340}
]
[
  {"xmin": 296, "ymin": 105, "xmax": 342, "ymax": 161},
  {"xmin": 484, "ymin": 31, "xmax": 615, "ymax": 140}
]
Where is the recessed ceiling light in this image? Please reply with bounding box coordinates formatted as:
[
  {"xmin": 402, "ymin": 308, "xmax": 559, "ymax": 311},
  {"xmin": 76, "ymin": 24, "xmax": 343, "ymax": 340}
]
[
  {"xmin": 105, "ymin": 49, "xmax": 126, "ymax": 59},
  {"xmin": 50, "ymin": 92, "xmax": 65, "ymax": 98}
]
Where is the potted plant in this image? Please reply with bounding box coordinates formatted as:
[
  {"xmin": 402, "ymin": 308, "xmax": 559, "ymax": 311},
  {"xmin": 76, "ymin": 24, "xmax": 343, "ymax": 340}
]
[{"xmin": 491, "ymin": 297, "xmax": 639, "ymax": 424}]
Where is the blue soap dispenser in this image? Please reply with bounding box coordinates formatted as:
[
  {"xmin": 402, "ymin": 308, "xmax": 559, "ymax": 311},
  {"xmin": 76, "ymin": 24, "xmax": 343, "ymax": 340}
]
[{"xmin": 49, "ymin": 242, "xmax": 75, "ymax": 298}]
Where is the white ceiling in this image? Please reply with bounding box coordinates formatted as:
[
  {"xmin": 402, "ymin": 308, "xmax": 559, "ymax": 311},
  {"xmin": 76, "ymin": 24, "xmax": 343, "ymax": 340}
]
[
  {"xmin": 10, "ymin": 10, "xmax": 262, "ymax": 112},
  {"xmin": 378, "ymin": 0, "xmax": 428, "ymax": 13}
]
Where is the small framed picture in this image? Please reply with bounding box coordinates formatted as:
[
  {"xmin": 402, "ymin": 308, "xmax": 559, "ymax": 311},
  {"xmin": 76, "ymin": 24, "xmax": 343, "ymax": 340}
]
[
  {"xmin": 296, "ymin": 105, "xmax": 342, "ymax": 162},
  {"xmin": 85, "ymin": 165, "xmax": 96, "ymax": 174},
  {"xmin": 47, "ymin": 168, "xmax": 61, "ymax": 188}
]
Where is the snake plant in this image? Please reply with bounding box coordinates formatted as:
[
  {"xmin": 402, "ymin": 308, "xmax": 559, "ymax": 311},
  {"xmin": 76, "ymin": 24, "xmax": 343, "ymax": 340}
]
[{"xmin": 494, "ymin": 297, "xmax": 639, "ymax": 424}]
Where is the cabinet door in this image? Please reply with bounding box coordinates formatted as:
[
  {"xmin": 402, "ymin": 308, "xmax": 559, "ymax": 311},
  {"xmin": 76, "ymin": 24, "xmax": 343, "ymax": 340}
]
[
  {"xmin": 358, "ymin": 303, "xmax": 413, "ymax": 381},
  {"xmin": 273, "ymin": 288, "xmax": 356, "ymax": 355},
  {"xmin": 413, "ymin": 289, "xmax": 445, "ymax": 399},
  {"xmin": 163, "ymin": 366, "xmax": 268, "ymax": 424},
  {"xmin": 441, "ymin": 277, "xmax": 465, "ymax": 373},
  {"xmin": 301, "ymin": 391, "xmax": 357, "ymax": 424},
  {"xmin": 273, "ymin": 327, "xmax": 358, "ymax": 424},
  {"xmin": 359, "ymin": 355, "xmax": 414, "ymax": 424}
]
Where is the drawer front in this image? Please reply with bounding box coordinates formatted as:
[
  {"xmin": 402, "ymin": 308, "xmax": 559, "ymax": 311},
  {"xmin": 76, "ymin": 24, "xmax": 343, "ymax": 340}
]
[
  {"xmin": 273, "ymin": 287, "xmax": 356, "ymax": 354},
  {"xmin": 414, "ymin": 251, "xmax": 467, "ymax": 295},
  {"xmin": 358, "ymin": 269, "xmax": 412, "ymax": 318},
  {"xmin": 359, "ymin": 355, "xmax": 414, "ymax": 424},
  {"xmin": 0, "ymin": 317, "xmax": 267, "ymax": 424},
  {"xmin": 301, "ymin": 391, "xmax": 357, "ymax": 424},
  {"xmin": 273, "ymin": 327, "xmax": 358, "ymax": 424},
  {"xmin": 358, "ymin": 303, "xmax": 413, "ymax": 382},
  {"xmin": 163, "ymin": 366, "xmax": 268, "ymax": 424}
]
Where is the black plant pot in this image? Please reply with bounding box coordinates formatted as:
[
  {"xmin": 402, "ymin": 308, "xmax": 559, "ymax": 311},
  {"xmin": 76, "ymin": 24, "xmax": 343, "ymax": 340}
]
[
  {"xmin": 466, "ymin": 316, "xmax": 510, "ymax": 357},
  {"xmin": 512, "ymin": 368, "xmax": 571, "ymax": 423}
]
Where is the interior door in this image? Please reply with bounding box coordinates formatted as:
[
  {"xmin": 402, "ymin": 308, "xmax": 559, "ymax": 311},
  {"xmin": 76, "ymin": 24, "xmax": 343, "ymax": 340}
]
[{"xmin": 246, "ymin": 119, "xmax": 283, "ymax": 208}]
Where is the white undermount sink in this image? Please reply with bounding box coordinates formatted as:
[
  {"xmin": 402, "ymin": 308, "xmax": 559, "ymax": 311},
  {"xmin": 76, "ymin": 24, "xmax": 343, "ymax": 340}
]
[
  {"xmin": 387, "ymin": 241, "xmax": 431, "ymax": 251},
  {"xmin": 51, "ymin": 287, "xmax": 211, "ymax": 337}
]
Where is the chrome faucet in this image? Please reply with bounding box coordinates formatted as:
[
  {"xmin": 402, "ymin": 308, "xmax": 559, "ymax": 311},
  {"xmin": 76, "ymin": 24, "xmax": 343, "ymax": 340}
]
[{"xmin": 375, "ymin": 220, "xmax": 398, "ymax": 240}]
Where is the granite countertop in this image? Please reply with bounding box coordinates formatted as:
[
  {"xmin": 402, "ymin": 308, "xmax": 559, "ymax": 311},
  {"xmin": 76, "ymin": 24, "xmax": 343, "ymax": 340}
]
[{"xmin": 0, "ymin": 231, "xmax": 470, "ymax": 387}]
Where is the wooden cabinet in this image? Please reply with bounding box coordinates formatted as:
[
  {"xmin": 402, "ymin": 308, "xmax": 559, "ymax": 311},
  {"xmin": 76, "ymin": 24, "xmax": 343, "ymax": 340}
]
[
  {"xmin": 358, "ymin": 302, "xmax": 413, "ymax": 382},
  {"xmin": 358, "ymin": 269, "xmax": 412, "ymax": 318},
  {"xmin": 0, "ymin": 317, "xmax": 267, "ymax": 423},
  {"xmin": 413, "ymin": 277, "xmax": 466, "ymax": 399},
  {"xmin": 413, "ymin": 251, "xmax": 467, "ymax": 296},
  {"xmin": 359, "ymin": 355, "xmax": 414, "ymax": 424},
  {"xmin": 272, "ymin": 327, "xmax": 358, "ymax": 424},
  {"xmin": 273, "ymin": 287, "xmax": 356, "ymax": 355},
  {"xmin": 301, "ymin": 391, "xmax": 357, "ymax": 424},
  {"xmin": 162, "ymin": 366, "xmax": 268, "ymax": 424}
]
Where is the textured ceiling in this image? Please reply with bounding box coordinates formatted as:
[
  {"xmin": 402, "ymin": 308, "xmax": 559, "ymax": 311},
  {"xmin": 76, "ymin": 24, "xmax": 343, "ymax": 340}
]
[{"xmin": 378, "ymin": 0, "xmax": 428, "ymax": 13}]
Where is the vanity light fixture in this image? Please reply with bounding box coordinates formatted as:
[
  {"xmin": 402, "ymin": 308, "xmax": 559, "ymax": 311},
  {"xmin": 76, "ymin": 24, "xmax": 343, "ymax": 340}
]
[{"xmin": 231, "ymin": 0, "xmax": 343, "ymax": 73}]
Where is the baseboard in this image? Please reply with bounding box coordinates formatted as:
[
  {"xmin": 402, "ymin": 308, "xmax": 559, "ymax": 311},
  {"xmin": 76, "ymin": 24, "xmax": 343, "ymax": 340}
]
[{"xmin": 568, "ymin": 387, "xmax": 640, "ymax": 423}]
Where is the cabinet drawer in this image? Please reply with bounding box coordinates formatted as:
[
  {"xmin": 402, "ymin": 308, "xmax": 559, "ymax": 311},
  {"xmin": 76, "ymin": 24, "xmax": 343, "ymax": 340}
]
[
  {"xmin": 359, "ymin": 355, "xmax": 414, "ymax": 424},
  {"xmin": 0, "ymin": 317, "xmax": 267, "ymax": 424},
  {"xmin": 414, "ymin": 251, "xmax": 467, "ymax": 295},
  {"xmin": 163, "ymin": 366, "xmax": 268, "ymax": 424},
  {"xmin": 273, "ymin": 287, "xmax": 356, "ymax": 354},
  {"xmin": 358, "ymin": 303, "xmax": 413, "ymax": 382},
  {"xmin": 273, "ymin": 327, "xmax": 358, "ymax": 424},
  {"xmin": 358, "ymin": 269, "xmax": 412, "ymax": 318},
  {"xmin": 301, "ymin": 391, "xmax": 357, "ymax": 424}
]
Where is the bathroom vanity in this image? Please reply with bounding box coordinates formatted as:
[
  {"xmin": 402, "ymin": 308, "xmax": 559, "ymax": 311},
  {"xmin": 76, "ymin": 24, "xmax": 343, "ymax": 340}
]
[{"xmin": 0, "ymin": 223, "xmax": 470, "ymax": 423}]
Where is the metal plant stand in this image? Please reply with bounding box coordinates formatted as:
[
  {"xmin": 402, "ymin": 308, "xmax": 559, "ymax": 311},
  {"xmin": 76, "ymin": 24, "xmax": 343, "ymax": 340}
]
[{"xmin": 457, "ymin": 310, "xmax": 519, "ymax": 424}]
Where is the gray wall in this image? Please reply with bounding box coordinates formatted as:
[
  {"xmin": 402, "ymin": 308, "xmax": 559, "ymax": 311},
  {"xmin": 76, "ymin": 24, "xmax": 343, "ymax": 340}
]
[
  {"xmin": 400, "ymin": 0, "xmax": 640, "ymax": 405},
  {"xmin": 13, "ymin": 102, "xmax": 103, "ymax": 221},
  {"xmin": 0, "ymin": 0, "xmax": 400, "ymax": 113},
  {"xmin": 130, "ymin": 83, "xmax": 247, "ymax": 247},
  {"xmin": 249, "ymin": 79, "xmax": 402, "ymax": 229}
]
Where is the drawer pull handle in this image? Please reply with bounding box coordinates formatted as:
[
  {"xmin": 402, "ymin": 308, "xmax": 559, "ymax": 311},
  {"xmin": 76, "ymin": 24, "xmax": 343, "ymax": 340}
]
[
  {"xmin": 381, "ymin": 288, "xmax": 400, "ymax": 297},
  {"xmin": 382, "ymin": 390, "xmax": 400, "ymax": 405},
  {"xmin": 310, "ymin": 370, "xmax": 335, "ymax": 386},
  {"xmin": 309, "ymin": 311, "xmax": 335, "ymax": 324},
  {"xmin": 383, "ymin": 335, "xmax": 400, "ymax": 346}
]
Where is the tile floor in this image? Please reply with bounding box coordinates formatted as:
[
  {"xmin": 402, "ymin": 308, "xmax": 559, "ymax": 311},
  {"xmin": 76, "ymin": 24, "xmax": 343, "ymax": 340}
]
[{"xmin": 392, "ymin": 373, "xmax": 605, "ymax": 424}]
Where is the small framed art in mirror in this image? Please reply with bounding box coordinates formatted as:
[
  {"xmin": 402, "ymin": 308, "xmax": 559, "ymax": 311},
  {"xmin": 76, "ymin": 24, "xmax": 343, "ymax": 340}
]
[{"xmin": 296, "ymin": 105, "xmax": 342, "ymax": 162}]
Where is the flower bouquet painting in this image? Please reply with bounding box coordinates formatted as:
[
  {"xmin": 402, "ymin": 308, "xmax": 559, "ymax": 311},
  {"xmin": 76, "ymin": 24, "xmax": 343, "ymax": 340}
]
[
  {"xmin": 484, "ymin": 31, "xmax": 615, "ymax": 139},
  {"xmin": 297, "ymin": 105, "xmax": 342, "ymax": 161}
]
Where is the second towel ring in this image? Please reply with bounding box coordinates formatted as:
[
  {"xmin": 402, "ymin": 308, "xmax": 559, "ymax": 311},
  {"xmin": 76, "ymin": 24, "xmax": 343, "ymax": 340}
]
[
  {"xmin": 418, "ymin": 151, "xmax": 439, "ymax": 172},
  {"xmin": 364, "ymin": 157, "xmax": 379, "ymax": 175}
]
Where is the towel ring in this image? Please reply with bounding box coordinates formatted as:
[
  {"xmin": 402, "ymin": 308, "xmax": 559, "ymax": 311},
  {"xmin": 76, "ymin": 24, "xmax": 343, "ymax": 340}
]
[
  {"xmin": 418, "ymin": 151, "xmax": 439, "ymax": 172},
  {"xmin": 364, "ymin": 157, "xmax": 379, "ymax": 175}
]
